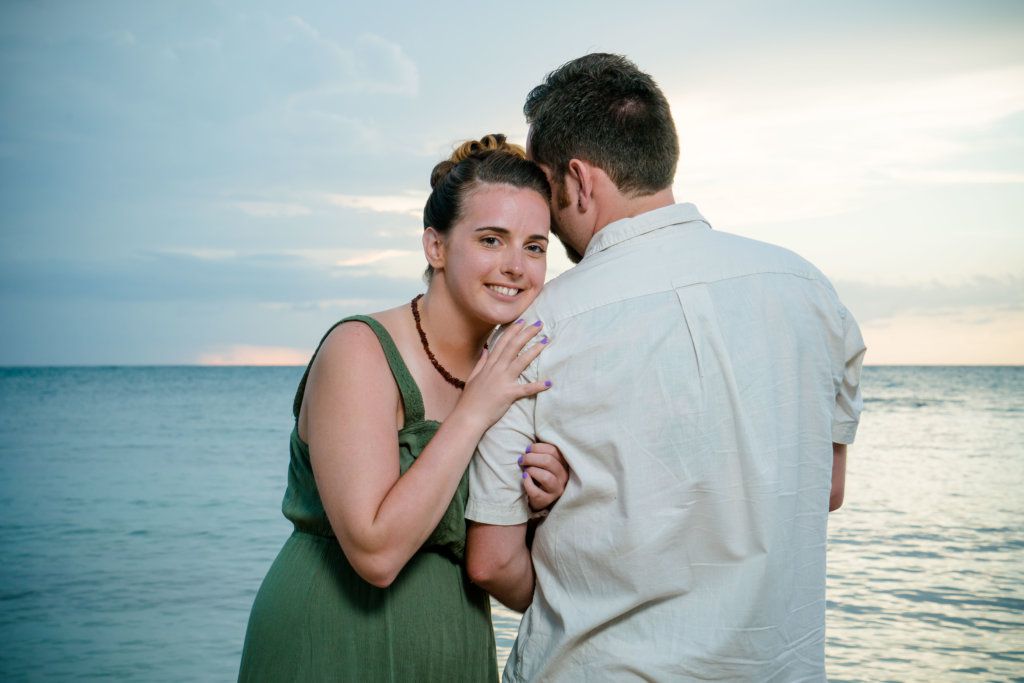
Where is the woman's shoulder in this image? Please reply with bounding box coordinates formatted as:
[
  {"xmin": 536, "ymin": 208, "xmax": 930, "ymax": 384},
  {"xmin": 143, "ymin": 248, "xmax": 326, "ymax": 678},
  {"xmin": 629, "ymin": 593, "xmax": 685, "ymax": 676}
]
[
  {"xmin": 315, "ymin": 305, "xmax": 410, "ymax": 374},
  {"xmin": 318, "ymin": 315, "xmax": 383, "ymax": 363},
  {"xmin": 298, "ymin": 315, "xmax": 398, "ymax": 420},
  {"xmin": 319, "ymin": 305, "xmax": 399, "ymax": 348}
]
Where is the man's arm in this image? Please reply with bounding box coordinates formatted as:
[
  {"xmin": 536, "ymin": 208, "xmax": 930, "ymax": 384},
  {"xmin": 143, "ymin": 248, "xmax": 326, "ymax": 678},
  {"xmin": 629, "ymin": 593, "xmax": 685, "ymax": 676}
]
[
  {"xmin": 466, "ymin": 522, "xmax": 533, "ymax": 612},
  {"xmin": 464, "ymin": 319, "xmax": 547, "ymax": 610},
  {"xmin": 830, "ymin": 306, "xmax": 863, "ymax": 512},
  {"xmin": 830, "ymin": 443, "xmax": 846, "ymax": 511},
  {"xmin": 464, "ymin": 345, "xmax": 539, "ymax": 611}
]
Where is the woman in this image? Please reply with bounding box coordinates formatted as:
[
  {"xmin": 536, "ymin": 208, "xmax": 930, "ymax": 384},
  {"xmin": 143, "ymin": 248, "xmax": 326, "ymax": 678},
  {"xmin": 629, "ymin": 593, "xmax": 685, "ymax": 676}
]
[{"xmin": 239, "ymin": 134, "xmax": 566, "ymax": 681}]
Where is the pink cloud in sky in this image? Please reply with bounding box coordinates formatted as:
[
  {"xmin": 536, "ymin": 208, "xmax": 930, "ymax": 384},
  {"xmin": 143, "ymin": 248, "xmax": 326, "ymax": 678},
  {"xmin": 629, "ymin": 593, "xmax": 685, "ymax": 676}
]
[{"xmin": 197, "ymin": 345, "xmax": 309, "ymax": 366}]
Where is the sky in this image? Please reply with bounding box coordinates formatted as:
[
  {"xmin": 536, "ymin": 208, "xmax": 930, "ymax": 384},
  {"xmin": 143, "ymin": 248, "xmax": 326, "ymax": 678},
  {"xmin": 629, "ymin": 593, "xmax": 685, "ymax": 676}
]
[{"xmin": 1, "ymin": 0, "xmax": 1022, "ymax": 365}]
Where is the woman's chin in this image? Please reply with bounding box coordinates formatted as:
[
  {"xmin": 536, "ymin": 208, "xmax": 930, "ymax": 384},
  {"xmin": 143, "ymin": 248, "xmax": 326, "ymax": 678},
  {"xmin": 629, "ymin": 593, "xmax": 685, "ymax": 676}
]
[{"xmin": 498, "ymin": 294, "xmax": 540, "ymax": 325}]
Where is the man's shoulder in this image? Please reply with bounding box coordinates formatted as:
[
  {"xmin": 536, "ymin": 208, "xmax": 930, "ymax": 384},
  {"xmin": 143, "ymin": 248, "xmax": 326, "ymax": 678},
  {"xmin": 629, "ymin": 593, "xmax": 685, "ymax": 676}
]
[
  {"xmin": 522, "ymin": 263, "xmax": 590, "ymax": 324},
  {"xmin": 526, "ymin": 220, "xmax": 842, "ymax": 325},
  {"xmin": 707, "ymin": 229, "xmax": 835, "ymax": 288},
  {"xmin": 712, "ymin": 228, "xmax": 815, "ymax": 265}
]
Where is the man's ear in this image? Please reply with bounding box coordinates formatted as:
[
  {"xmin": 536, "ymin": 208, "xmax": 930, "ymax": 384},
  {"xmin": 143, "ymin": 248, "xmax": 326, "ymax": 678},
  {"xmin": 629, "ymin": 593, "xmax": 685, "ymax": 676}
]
[
  {"xmin": 423, "ymin": 227, "xmax": 445, "ymax": 271},
  {"xmin": 567, "ymin": 159, "xmax": 593, "ymax": 212}
]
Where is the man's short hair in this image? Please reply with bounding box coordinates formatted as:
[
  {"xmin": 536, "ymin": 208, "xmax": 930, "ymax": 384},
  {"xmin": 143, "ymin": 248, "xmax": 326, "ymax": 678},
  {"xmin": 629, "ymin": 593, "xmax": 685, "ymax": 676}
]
[{"xmin": 524, "ymin": 53, "xmax": 679, "ymax": 196}]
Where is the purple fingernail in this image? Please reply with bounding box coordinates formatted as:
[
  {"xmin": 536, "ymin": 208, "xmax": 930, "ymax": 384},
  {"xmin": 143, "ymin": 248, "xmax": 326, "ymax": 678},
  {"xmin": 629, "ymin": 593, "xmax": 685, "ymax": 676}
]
[
  {"xmin": 515, "ymin": 319, "xmax": 525, "ymax": 324},
  {"xmin": 541, "ymin": 336, "xmax": 549, "ymax": 344},
  {"xmin": 525, "ymin": 445, "xmax": 531, "ymax": 453},
  {"xmin": 517, "ymin": 455, "xmax": 524, "ymax": 465},
  {"xmin": 532, "ymin": 320, "xmax": 542, "ymax": 327},
  {"xmin": 522, "ymin": 471, "xmax": 529, "ymax": 479},
  {"xmin": 544, "ymin": 380, "xmax": 552, "ymax": 387}
]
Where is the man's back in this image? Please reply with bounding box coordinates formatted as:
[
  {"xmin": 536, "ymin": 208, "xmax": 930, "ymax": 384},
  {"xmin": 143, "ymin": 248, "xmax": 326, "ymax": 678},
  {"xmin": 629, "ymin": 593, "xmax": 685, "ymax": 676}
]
[{"xmin": 469, "ymin": 203, "xmax": 864, "ymax": 681}]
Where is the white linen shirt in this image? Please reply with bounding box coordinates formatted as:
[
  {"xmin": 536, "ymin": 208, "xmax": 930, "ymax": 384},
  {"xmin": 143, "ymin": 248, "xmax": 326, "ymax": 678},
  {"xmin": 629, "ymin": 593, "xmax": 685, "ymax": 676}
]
[{"xmin": 466, "ymin": 203, "xmax": 866, "ymax": 682}]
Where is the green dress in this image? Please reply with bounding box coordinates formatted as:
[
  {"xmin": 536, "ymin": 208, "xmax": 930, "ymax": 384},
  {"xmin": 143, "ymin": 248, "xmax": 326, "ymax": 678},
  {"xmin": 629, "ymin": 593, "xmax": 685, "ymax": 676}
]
[{"xmin": 239, "ymin": 316, "xmax": 497, "ymax": 682}]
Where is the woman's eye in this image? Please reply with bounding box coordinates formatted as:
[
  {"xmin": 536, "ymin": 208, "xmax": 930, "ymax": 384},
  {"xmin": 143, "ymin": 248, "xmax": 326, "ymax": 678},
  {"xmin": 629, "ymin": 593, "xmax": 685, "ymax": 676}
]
[
  {"xmin": 481, "ymin": 236, "xmax": 501, "ymax": 247},
  {"xmin": 527, "ymin": 244, "xmax": 547, "ymax": 254}
]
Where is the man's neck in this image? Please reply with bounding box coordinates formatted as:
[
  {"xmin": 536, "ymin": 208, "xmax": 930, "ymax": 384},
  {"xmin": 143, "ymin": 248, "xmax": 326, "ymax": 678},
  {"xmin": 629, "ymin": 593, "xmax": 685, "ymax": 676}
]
[{"xmin": 594, "ymin": 187, "xmax": 675, "ymax": 235}]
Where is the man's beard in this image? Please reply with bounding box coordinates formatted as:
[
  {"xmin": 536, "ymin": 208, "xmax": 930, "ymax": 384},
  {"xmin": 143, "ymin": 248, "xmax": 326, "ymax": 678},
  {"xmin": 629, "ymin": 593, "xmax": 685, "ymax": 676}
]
[
  {"xmin": 557, "ymin": 235, "xmax": 584, "ymax": 264},
  {"xmin": 552, "ymin": 181, "xmax": 584, "ymax": 264}
]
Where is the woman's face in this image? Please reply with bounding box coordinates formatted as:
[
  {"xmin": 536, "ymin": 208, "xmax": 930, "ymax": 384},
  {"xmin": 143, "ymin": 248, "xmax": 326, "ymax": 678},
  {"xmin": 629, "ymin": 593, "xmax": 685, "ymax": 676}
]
[{"xmin": 432, "ymin": 183, "xmax": 550, "ymax": 327}]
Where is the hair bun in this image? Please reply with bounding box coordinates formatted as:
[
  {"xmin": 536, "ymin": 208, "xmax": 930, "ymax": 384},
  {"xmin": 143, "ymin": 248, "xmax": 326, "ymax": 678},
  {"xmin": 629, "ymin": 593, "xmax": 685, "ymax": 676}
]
[
  {"xmin": 450, "ymin": 133, "xmax": 526, "ymax": 163},
  {"xmin": 429, "ymin": 134, "xmax": 527, "ymax": 189},
  {"xmin": 429, "ymin": 160, "xmax": 456, "ymax": 189}
]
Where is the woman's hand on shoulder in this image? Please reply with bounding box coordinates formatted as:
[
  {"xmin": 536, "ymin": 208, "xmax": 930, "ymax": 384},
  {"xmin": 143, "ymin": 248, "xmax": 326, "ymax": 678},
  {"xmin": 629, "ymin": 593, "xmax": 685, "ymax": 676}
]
[
  {"xmin": 521, "ymin": 442, "xmax": 569, "ymax": 512},
  {"xmin": 455, "ymin": 319, "xmax": 551, "ymax": 430}
]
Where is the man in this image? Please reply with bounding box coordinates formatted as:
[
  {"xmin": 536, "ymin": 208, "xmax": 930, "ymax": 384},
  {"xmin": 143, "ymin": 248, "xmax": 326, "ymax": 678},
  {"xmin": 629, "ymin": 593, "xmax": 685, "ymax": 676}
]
[{"xmin": 465, "ymin": 53, "xmax": 865, "ymax": 681}]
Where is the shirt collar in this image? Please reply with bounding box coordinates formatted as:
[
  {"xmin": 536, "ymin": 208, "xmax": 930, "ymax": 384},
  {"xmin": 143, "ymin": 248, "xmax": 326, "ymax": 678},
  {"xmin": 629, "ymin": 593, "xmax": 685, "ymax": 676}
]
[{"xmin": 583, "ymin": 203, "xmax": 708, "ymax": 259}]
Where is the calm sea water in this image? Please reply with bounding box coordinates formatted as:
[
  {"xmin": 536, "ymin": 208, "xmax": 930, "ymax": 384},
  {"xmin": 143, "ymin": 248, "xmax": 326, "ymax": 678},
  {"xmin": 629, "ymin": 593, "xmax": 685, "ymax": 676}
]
[{"xmin": 0, "ymin": 366, "xmax": 1021, "ymax": 681}]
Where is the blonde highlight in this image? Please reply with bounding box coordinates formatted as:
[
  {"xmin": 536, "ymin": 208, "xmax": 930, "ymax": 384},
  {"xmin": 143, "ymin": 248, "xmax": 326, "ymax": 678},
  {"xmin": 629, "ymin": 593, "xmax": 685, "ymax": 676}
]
[{"xmin": 430, "ymin": 134, "xmax": 528, "ymax": 189}]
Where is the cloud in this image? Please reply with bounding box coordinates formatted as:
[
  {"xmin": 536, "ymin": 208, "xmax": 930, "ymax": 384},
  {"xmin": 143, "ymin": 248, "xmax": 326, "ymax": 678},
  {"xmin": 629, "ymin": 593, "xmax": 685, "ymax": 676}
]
[
  {"xmin": 285, "ymin": 19, "xmax": 418, "ymax": 97},
  {"xmin": 0, "ymin": 251, "xmax": 421, "ymax": 304},
  {"xmin": 157, "ymin": 248, "xmax": 239, "ymax": 260},
  {"xmin": 351, "ymin": 33, "xmax": 419, "ymax": 96},
  {"xmin": 834, "ymin": 275, "xmax": 1023, "ymax": 324},
  {"xmin": 333, "ymin": 249, "xmax": 414, "ymax": 267},
  {"xmin": 861, "ymin": 308, "xmax": 1024, "ymax": 365},
  {"xmin": 280, "ymin": 248, "xmax": 426, "ymax": 279},
  {"xmin": 108, "ymin": 29, "xmax": 137, "ymax": 47},
  {"xmin": 231, "ymin": 201, "xmax": 313, "ymax": 218},
  {"xmin": 672, "ymin": 64, "xmax": 1024, "ymax": 227},
  {"xmin": 0, "ymin": 9, "xmax": 421, "ymax": 197},
  {"xmin": 324, "ymin": 191, "xmax": 427, "ymax": 218},
  {"xmin": 220, "ymin": 187, "xmax": 431, "ymax": 245},
  {"xmin": 197, "ymin": 344, "xmax": 308, "ymax": 366},
  {"xmin": 260, "ymin": 298, "xmax": 397, "ymax": 313},
  {"xmin": 884, "ymin": 170, "xmax": 1024, "ymax": 185}
]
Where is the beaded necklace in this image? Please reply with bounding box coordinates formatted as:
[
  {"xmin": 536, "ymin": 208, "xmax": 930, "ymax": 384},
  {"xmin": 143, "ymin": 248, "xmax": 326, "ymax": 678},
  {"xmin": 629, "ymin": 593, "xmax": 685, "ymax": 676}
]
[{"xmin": 410, "ymin": 294, "xmax": 466, "ymax": 390}]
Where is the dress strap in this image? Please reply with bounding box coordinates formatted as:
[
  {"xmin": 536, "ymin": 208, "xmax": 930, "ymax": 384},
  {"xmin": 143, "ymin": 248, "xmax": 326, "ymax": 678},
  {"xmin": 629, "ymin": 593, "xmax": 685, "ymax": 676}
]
[{"xmin": 292, "ymin": 315, "xmax": 426, "ymax": 427}]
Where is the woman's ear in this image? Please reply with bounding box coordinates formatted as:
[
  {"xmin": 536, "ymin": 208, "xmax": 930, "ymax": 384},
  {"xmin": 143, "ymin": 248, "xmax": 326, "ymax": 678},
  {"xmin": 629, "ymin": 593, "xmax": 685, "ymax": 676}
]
[{"xmin": 423, "ymin": 227, "xmax": 445, "ymax": 271}]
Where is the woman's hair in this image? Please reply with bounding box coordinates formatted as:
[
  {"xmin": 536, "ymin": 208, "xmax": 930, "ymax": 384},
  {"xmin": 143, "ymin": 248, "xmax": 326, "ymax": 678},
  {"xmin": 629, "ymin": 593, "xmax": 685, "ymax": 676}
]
[{"xmin": 423, "ymin": 133, "xmax": 551, "ymax": 279}]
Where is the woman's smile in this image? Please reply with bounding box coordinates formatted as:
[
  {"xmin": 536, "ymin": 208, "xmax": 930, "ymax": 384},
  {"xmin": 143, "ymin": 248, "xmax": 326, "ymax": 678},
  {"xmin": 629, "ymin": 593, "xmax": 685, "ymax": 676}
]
[{"xmin": 486, "ymin": 284, "xmax": 523, "ymax": 298}]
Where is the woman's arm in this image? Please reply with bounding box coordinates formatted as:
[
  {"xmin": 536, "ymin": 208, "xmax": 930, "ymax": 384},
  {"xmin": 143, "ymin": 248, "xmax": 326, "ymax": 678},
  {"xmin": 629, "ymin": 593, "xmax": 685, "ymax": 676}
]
[{"xmin": 306, "ymin": 319, "xmax": 548, "ymax": 588}]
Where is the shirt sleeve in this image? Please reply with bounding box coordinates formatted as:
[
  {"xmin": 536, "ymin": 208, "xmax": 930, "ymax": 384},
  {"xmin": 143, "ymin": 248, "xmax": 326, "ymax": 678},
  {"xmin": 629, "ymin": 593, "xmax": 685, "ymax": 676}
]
[
  {"xmin": 832, "ymin": 305, "xmax": 866, "ymax": 444},
  {"xmin": 465, "ymin": 329, "xmax": 540, "ymax": 526}
]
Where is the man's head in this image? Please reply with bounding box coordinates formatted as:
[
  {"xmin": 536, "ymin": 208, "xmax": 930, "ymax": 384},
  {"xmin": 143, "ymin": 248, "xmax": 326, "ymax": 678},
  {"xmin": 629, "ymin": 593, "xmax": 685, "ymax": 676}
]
[{"xmin": 524, "ymin": 53, "xmax": 679, "ymax": 259}]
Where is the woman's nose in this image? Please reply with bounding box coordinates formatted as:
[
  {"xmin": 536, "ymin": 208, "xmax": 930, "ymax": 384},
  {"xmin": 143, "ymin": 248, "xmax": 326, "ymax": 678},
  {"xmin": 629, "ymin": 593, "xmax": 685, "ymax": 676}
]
[{"xmin": 502, "ymin": 251, "xmax": 524, "ymax": 276}]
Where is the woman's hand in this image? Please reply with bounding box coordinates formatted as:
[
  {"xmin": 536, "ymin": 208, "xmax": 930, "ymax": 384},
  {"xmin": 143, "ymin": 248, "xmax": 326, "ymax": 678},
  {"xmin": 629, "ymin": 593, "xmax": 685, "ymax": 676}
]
[
  {"xmin": 521, "ymin": 442, "xmax": 569, "ymax": 512},
  {"xmin": 456, "ymin": 320, "xmax": 551, "ymax": 430}
]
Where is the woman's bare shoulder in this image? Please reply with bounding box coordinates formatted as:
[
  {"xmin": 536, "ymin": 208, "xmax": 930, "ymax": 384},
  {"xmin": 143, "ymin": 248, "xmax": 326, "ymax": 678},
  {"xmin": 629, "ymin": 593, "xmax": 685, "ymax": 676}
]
[
  {"xmin": 366, "ymin": 304, "xmax": 411, "ymax": 331},
  {"xmin": 299, "ymin": 313, "xmax": 405, "ymax": 439},
  {"xmin": 317, "ymin": 304, "xmax": 407, "ymax": 357},
  {"xmin": 315, "ymin": 321, "xmax": 385, "ymax": 377}
]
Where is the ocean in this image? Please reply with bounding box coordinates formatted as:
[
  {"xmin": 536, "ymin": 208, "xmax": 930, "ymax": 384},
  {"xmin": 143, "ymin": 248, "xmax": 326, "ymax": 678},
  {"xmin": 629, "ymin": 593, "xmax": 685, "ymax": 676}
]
[{"xmin": 0, "ymin": 366, "xmax": 1021, "ymax": 681}]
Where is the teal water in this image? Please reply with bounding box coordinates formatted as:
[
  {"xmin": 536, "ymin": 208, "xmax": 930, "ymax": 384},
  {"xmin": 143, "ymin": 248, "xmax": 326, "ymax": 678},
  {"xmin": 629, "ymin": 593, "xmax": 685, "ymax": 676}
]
[{"xmin": 0, "ymin": 366, "xmax": 1022, "ymax": 680}]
